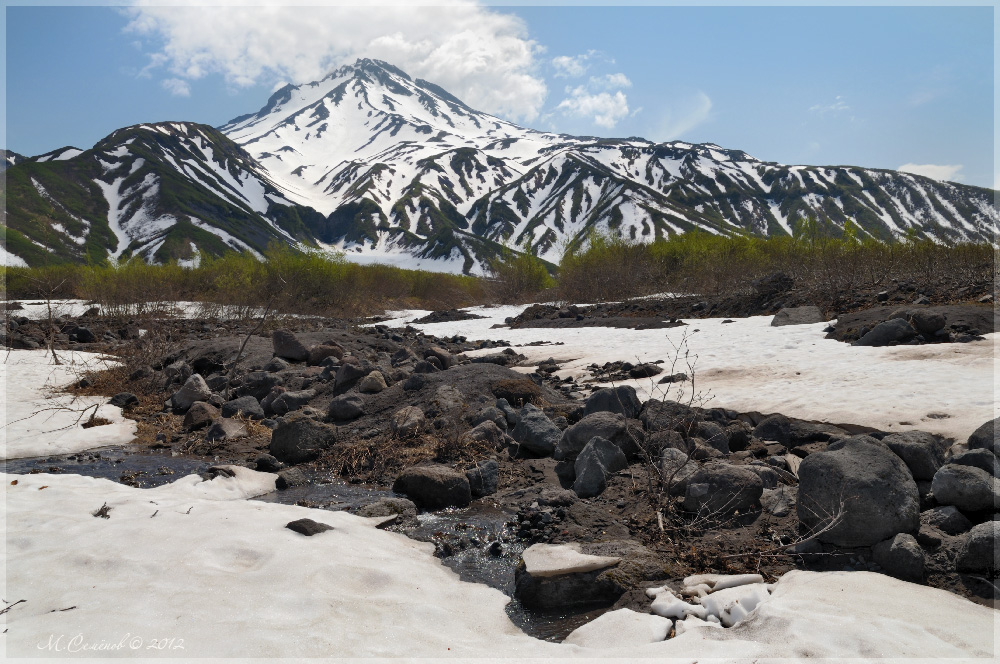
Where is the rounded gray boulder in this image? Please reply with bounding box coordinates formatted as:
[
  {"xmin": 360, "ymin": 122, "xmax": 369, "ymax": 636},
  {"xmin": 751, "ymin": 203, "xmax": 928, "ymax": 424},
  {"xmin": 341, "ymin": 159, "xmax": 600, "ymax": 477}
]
[
  {"xmin": 797, "ymin": 436, "xmax": 919, "ymax": 547},
  {"xmin": 967, "ymin": 417, "xmax": 1000, "ymax": 456},
  {"xmin": 955, "ymin": 521, "xmax": 1000, "ymax": 573},
  {"xmin": 682, "ymin": 462, "xmax": 763, "ymax": 515},
  {"xmin": 392, "ymin": 465, "xmax": 471, "ymax": 509},
  {"xmin": 931, "ymin": 464, "xmax": 999, "ymax": 512}
]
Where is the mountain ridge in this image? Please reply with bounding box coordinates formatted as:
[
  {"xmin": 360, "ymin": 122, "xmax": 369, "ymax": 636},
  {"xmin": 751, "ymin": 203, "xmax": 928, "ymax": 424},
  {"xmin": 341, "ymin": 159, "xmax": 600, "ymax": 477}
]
[{"xmin": 3, "ymin": 58, "xmax": 997, "ymax": 271}]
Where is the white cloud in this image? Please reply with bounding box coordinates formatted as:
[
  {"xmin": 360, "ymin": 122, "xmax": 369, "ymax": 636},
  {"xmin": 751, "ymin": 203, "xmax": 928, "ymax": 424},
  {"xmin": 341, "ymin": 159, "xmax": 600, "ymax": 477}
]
[
  {"xmin": 161, "ymin": 77, "xmax": 190, "ymax": 97},
  {"xmin": 590, "ymin": 73, "xmax": 631, "ymax": 89},
  {"xmin": 898, "ymin": 163, "xmax": 964, "ymax": 182},
  {"xmin": 125, "ymin": 0, "xmax": 547, "ymax": 122},
  {"xmin": 552, "ymin": 54, "xmax": 590, "ymax": 78},
  {"xmin": 654, "ymin": 91, "xmax": 713, "ymax": 140},
  {"xmin": 557, "ymin": 87, "xmax": 629, "ymax": 129},
  {"xmin": 809, "ymin": 95, "xmax": 850, "ymax": 115}
]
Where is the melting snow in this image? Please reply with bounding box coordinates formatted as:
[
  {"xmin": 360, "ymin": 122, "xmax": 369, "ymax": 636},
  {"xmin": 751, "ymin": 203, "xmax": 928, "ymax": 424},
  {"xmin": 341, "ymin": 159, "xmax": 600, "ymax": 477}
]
[
  {"xmin": 377, "ymin": 307, "xmax": 995, "ymax": 442},
  {"xmin": 1, "ymin": 350, "xmax": 137, "ymax": 459}
]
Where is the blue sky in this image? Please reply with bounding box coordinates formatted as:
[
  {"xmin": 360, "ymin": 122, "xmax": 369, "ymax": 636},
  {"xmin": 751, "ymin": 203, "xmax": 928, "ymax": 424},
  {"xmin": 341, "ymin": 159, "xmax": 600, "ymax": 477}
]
[{"xmin": 5, "ymin": 2, "xmax": 996, "ymax": 188}]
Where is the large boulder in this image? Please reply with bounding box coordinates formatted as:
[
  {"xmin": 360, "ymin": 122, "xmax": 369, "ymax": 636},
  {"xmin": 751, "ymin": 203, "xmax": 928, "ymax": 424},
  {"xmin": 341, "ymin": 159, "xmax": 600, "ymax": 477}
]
[
  {"xmin": 696, "ymin": 421, "xmax": 730, "ymax": 454},
  {"xmin": 639, "ymin": 399, "xmax": 699, "ymax": 435},
  {"xmin": 955, "ymin": 521, "xmax": 1000, "ymax": 573},
  {"xmin": 556, "ymin": 412, "xmax": 629, "ymax": 461},
  {"xmin": 511, "ymin": 404, "xmax": 561, "ymax": 456},
  {"xmin": 854, "ymin": 318, "xmax": 916, "ymax": 347},
  {"xmin": 236, "ymin": 371, "xmax": 283, "ymax": 401},
  {"xmin": 967, "ymin": 417, "xmax": 1000, "ymax": 456},
  {"xmin": 327, "ymin": 394, "xmax": 365, "ymax": 421},
  {"xmin": 882, "ymin": 431, "xmax": 948, "ymax": 480},
  {"xmin": 335, "ymin": 361, "xmax": 369, "ymax": 388},
  {"xmin": 268, "ymin": 412, "xmax": 336, "ymax": 464},
  {"xmin": 358, "ymin": 371, "xmax": 387, "ymax": 394},
  {"xmin": 221, "ymin": 395, "xmax": 265, "ymax": 420},
  {"xmin": 797, "ymin": 436, "xmax": 919, "ymax": 547},
  {"xmin": 170, "ymin": 374, "xmax": 213, "ymax": 412},
  {"xmin": 183, "ymin": 401, "xmax": 220, "ymax": 431},
  {"xmin": 391, "ymin": 406, "xmax": 425, "ymax": 438},
  {"xmin": 585, "ymin": 386, "xmax": 642, "ymax": 419},
  {"xmin": 949, "ymin": 449, "xmax": 999, "ymax": 477},
  {"xmin": 753, "ymin": 414, "xmax": 792, "ymax": 447},
  {"xmin": 269, "ymin": 389, "xmax": 316, "ymax": 416},
  {"xmin": 392, "ymin": 465, "xmax": 471, "ymax": 509},
  {"xmin": 931, "ymin": 464, "xmax": 999, "ymax": 512},
  {"xmin": 872, "ymin": 533, "xmax": 924, "ymax": 582},
  {"xmin": 272, "ymin": 329, "xmax": 309, "ymax": 361},
  {"xmin": 465, "ymin": 459, "xmax": 499, "ymax": 497},
  {"xmin": 682, "ymin": 463, "xmax": 763, "ymax": 515},
  {"xmin": 424, "ymin": 346, "xmax": 456, "ymax": 369},
  {"xmin": 908, "ymin": 311, "xmax": 946, "ymax": 337},
  {"xmin": 573, "ymin": 437, "xmax": 628, "ymax": 498},
  {"xmin": 514, "ymin": 543, "xmax": 621, "ymax": 610}
]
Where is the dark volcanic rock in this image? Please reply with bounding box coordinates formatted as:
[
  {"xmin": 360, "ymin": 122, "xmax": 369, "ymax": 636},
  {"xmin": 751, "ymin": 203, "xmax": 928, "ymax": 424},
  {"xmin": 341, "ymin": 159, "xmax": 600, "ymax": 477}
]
[
  {"xmin": 268, "ymin": 412, "xmax": 336, "ymax": 464},
  {"xmin": 272, "ymin": 329, "xmax": 310, "ymax": 362},
  {"xmin": 328, "ymin": 394, "xmax": 365, "ymax": 421},
  {"xmin": 931, "ymin": 464, "xmax": 999, "ymax": 512},
  {"xmin": 511, "ymin": 404, "xmax": 561, "ymax": 456},
  {"xmin": 183, "ymin": 401, "xmax": 220, "ymax": 431},
  {"xmin": 872, "ymin": 533, "xmax": 924, "ymax": 582},
  {"xmin": 585, "ymin": 386, "xmax": 641, "ymax": 419},
  {"xmin": 682, "ymin": 463, "xmax": 763, "ymax": 515},
  {"xmin": 797, "ymin": 436, "xmax": 919, "ymax": 547},
  {"xmin": 109, "ymin": 392, "xmax": 139, "ymax": 409},
  {"xmin": 955, "ymin": 521, "xmax": 1000, "ymax": 573},
  {"xmin": 392, "ymin": 464, "xmax": 472, "ymax": 509},
  {"xmin": 573, "ymin": 437, "xmax": 628, "ymax": 498},
  {"xmin": 171, "ymin": 374, "xmax": 213, "ymax": 412},
  {"xmin": 854, "ymin": 318, "xmax": 916, "ymax": 347},
  {"xmin": 753, "ymin": 414, "xmax": 792, "ymax": 447},
  {"xmin": 882, "ymin": 431, "xmax": 948, "ymax": 480},
  {"xmin": 466, "ymin": 459, "xmax": 499, "ymax": 497},
  {"xmin": 221, "ymin": 395, "xmax": 265, "ymax": 420},
  {"xmin": 967, "ymin": 417, "xmax": 999, "ymax": 456},
  {"xmin": 286, "ymin": 518, "xmax": 333, "ymax": 536}
]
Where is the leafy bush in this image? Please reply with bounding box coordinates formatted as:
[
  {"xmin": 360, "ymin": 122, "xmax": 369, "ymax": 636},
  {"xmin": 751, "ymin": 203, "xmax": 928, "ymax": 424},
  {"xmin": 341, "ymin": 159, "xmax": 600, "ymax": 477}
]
[{"xmin": 483, "ymin": 245, "xmax": 555, "ymax": 304}]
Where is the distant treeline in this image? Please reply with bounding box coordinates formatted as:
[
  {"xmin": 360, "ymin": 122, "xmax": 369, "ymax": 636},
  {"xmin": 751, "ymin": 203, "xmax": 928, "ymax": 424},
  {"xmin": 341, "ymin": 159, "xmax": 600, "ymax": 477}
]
[{"xmin": 3, "ymin": 232, "xmax": 995, "ymax": 318}]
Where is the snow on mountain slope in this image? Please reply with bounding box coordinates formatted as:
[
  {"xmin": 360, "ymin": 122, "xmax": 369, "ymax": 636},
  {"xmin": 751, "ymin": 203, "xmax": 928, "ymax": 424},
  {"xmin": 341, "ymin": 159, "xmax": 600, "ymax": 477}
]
[
  {"xmin": 2, "ymin": 122, "xmax": 322, "ymax": 266},
  {"xmin": 4, "ymin": 58, "xmax": 997, "ymax": 271},
  {"xmin": 222, "ymin": 59, "xmax": 998, "ymax": 273}
]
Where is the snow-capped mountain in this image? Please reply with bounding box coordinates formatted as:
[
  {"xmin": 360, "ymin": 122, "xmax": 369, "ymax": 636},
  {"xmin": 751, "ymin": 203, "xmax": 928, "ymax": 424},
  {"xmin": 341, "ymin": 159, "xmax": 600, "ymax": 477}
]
[
  {"xmin": 3, "ymin": 58, "xmax": 997, "ymax": 271},
  {"xmin": 222, "ymin": 59, "xmax": 998, "ymax": 270}
]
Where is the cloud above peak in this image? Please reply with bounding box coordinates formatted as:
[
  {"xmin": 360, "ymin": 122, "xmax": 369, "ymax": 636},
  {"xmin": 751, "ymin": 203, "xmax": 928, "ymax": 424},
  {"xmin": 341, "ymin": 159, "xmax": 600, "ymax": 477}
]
[
  {"xmin": 126, "ymin": 0, "xmax": 547, "ymax": 122},
  {"xmin": 898, "ymin": 163, "xmax": 964, "ymax": 182}
]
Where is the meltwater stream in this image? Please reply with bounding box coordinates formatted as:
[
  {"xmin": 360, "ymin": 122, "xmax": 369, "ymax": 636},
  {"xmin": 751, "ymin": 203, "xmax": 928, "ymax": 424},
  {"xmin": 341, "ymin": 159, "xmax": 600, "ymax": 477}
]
[{"xmin": 2, "ymin": 447, "xmax": 608, "ymax": 642}]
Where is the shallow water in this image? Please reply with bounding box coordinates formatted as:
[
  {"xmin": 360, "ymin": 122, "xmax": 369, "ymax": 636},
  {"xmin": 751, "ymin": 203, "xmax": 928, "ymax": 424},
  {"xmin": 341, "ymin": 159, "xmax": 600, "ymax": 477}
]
[{"xmin": 2, "ymin": 449, "xmax": 607, "ymax": 641}]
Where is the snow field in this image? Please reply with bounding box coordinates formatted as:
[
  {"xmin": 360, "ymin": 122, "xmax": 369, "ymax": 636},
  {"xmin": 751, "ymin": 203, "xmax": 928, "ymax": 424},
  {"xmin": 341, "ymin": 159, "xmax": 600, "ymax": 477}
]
[
  {"xmin": 378, "ymin": 306, "xmax": 995, "ymax": 443},
  {"xmin": 3, "ymin": 469, "xmax": 995, "ymax": 659},
  {"xmin": 1, "ymin": 350, "xmax": 136, "ymax": 460}
]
